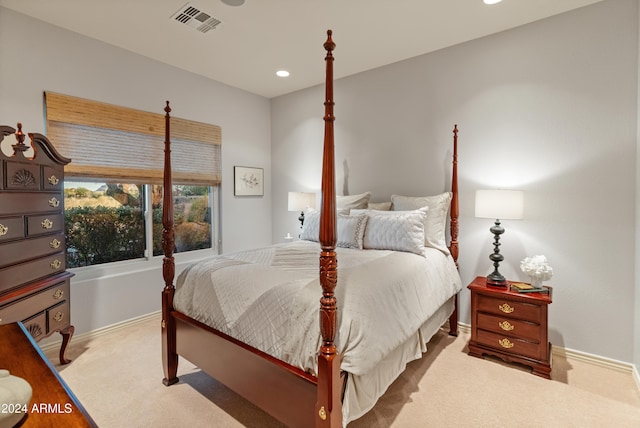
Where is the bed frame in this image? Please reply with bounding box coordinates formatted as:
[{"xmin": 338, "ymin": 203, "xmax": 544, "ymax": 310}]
[{"xmin": 161, "ymin": 30, "xmax": 459, "ymax": 428}]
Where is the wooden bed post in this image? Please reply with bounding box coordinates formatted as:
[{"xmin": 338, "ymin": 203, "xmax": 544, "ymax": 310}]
[
  {"xmin": 161, "ymin": 101, "xmax": 179, "ymax": 386},
  {"xmin": 316, "ymin": 30, "xmax": 342, "ymax": 428},
  {"xmin": 448, "ymin": 124, "xmax": 459, "ymax": 336}
]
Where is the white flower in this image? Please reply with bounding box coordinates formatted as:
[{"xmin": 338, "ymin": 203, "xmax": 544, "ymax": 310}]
[{"xmin": 520, "ymin": 255, "xmax": 553, "ymax": 281}]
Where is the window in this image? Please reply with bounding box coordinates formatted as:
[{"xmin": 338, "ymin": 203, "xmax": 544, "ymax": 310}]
[{"xmin": 47, "ymin": 92, "xmax": 221, "ymax": 268}]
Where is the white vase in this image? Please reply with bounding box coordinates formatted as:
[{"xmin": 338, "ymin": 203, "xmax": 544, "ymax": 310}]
[{"xmin": 0, "ymin": 369, "xmax": 32, "ymax": 428}]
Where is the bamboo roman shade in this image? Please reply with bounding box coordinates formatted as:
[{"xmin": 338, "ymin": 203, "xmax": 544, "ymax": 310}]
[{"xmin": 44, "ymin": 92, "xmax": 221, "ymax": 185}]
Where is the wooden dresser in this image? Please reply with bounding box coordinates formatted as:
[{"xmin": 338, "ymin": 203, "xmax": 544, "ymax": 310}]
[
  {"xmin": 467, "ymin": 276, "xmax": 552, "ymax": 379},
  {"xmin": 0, "ymin": 123, "xmax": 74, "ymax": 365}
]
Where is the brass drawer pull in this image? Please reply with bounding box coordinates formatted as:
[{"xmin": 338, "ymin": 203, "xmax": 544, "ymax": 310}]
[
  {"xmin": 48, "ymin": 197, "xmax": 60, "ymax": 208},
  {"xmin": 0, "ymin": 224, "xmax": 7, "ymax": 236},
  {"xmin": 499, "ymin": 321, "xmax": 514, "ymax": 331},
  {"xmin": 48, "ymin": 175, "xmax": 59, "ymax": 185},
  {"xmin": 498, "ymin": 303, "xmax": 514, "ymax": 314},
  {"xmin": 41, "ymin": 218, "xmax": 54, "ymax": 229},
  {"xmin": 53, "ymin": 289, "xmax": 64, "ymax": 300},
  {"xmin": 53, "ymin": 311, "xmax": 64, "ymax": 322},
  {"xmin": 50, "ymin": 238, "xmax": 61, "ymax": 249},
  {"xmin": 51, "ymin": 259, "xmax": 62, "ymax": 269},
  {"xmin": 499, "ymin": 338, "xmax": 514, "ymax": 349}
]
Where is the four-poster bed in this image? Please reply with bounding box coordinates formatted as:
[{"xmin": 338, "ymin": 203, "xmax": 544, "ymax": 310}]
[{"xmin": 161, "ymin": 30, "xmax": 461, "ymax": 427}]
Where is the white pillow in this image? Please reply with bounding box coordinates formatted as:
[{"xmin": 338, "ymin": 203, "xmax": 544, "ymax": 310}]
[
  {"xmin": 358, "ymin": 209, "xmax": 427, "ymax": 255},
  {"xmin": 337, "ymin": 213, "xmax": 368, "ymax": 249},
  {"xmin": 391, "ymin": 193, "xmax": 452, "ymax": 255},
  {"xmin": 336, "ymin": 192, "xmax": 371, "ymax": 210},
  {"xmin": 299, "ymin": 208, "xmax": 320, "ymax": 242},
  {"xmin": 300, "ymin": 209, "xmax": 368, "ymax": 249},
  {"xmin": 367, "ymin": 201, "xmax": 392, "ymax": 211}
]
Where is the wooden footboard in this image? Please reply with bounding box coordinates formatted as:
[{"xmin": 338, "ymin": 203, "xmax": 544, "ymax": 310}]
[{"xmin": 174, "ymin": 312, "xmax": 323, "ymax": 427}]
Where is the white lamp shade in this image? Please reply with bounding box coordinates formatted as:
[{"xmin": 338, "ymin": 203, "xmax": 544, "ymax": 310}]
[
  {"xmin": 475, "ymin": 190, "xmax": 524, "ymax": 220},
  {"xmin": 288, "ymin": 191, "xmax": 316, "ymax": 211}
]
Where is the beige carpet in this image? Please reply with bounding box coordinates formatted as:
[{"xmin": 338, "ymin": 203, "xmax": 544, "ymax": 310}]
[{"xmin": 45, "ymin": 314, "xmax": 640, "ymax": 427}]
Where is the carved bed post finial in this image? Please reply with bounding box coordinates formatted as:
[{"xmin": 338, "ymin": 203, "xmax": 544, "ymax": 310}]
[{"xmin": 316, "ymin": 29, "xmax": 342, "ymax": 428}]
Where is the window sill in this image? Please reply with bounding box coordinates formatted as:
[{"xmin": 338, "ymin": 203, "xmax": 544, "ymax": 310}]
[{"xmin": 69, "ymin": 248, "xmax": 219, "ymax": 284}]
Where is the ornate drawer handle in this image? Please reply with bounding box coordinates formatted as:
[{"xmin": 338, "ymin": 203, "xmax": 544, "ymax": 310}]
[
  {"xmin": 50, "ymin": 238, "xmax": 61, "ymax": 249},
  {"xmin": 48, "ymin": 197, "xmax": 60, "ymax": 208},
  {"xmin": 53, "ymin": 289, "xmax": 64, "ymax": 300},
  {"xmin": 318, "ymin": 406, "xmax": 327, "ymax": 421},
  {"xmin": 48, "ymin": 175, "xmax": 59, "ymax": 185},
  {"xmin": 499, "ymin": 321, "xmax": 514, "ymax": 331},
  {"xmin": 53, "ymin": 311, "xmax": 64, "ymax": 322},
  {"xmin": 0, "ymin": 224, "xmax": 7, "ymax": 236},
  {"xmin": 51, "ymin": 259, "xmax": 62, "ymax": 269},
  {"xmin": 499, "ymin": 338, "xmax": 514, "ymax": 349},
  {"xmin": 41, "ymin": 219, "xmax": 54, "ymax": 229},
  {"xmin": 498, "ymin": 303, "xmax": 514, "ymax": 314}
]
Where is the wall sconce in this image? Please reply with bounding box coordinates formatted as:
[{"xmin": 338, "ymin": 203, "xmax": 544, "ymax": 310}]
[
  {"xmin": 288, "ymin": 191, "xmax": 316, "ymax": 229},
  {"xmin": 475, "ymin": 189, "xmax": 524, "ymax": 287}
]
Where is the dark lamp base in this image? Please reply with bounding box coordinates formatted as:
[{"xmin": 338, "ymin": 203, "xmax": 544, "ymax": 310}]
[{"xmin": 486, "ymin": 277, "xmax": 508, "ymax": 287}]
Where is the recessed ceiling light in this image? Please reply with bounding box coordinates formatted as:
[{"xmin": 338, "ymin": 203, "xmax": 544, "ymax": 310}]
[
  {"xmin": 221, "ymin": 0, "xmax": 245, "ymax": 6},
  {"xmin": 276, "ymin": 70, "xmax": 290, "ymax": 77},
  {"xmin": 484, "ymin": 0, "xmax": 502, "ymax": 4}
]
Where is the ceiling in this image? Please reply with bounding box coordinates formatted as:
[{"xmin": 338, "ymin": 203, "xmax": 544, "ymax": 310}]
[{"xmin": 0, "ymin": 0, "xmax": 603, "ymax": 98}]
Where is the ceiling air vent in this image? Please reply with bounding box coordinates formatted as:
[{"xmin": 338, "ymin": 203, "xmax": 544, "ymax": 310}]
[{"xmin": 171, "ymin": 3, "xmax": 222, "ymax": 34}]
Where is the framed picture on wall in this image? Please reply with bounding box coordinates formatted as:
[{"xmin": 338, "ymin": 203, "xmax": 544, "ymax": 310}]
[{"xmin": 234, "ymin": 166, "xmax": 264, "ymax": 196}]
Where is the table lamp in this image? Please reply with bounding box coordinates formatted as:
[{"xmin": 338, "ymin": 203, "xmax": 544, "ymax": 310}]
[
  {"xmin": 288, "ymin": 191, "xmax": 316, "ymax": 228},
  {"xmin": 475, "ymin": 189, "xmax": 524, "ymax": 287}
]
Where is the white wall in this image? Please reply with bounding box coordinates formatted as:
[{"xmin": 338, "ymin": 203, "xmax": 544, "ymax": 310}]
[
  {"xmin": 272, "ymin": 0, "xmax": 639, "ymax": 363},
  {"xmin": 0, "ymin": 7, "xmax": 273, "ymax": 335}
]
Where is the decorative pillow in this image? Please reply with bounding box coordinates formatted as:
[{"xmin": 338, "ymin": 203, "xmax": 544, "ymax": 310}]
[
  {"xmin": 391, "ymin": 193, "xmax": 452, "ymax": 255},
  {"xmin": 300, "ymin": 210, "xmax": 368, "ymax": 249},
  {"xmin": 336, "ymin": 192, "xmax": 371, "ymax": 210},
  {"xmin": 367, "ymin": 201, "xmax": 392, "ymax": 211},
  {"xmin": 360, "ymin": 210, "xmax": 427, "ymax": 255},
  {"xmin": 337, "ymin": 213, "xmax": 368, "ymax": 249},
  {"xmin": 299, "ymin": 209, "xmax": 320, "ymax": 242}
]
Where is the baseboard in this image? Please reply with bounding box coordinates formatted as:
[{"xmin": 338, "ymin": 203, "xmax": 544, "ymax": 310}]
[{"xmin": 39, "ymin": 310, "xmax": 161, "ymax": 353}]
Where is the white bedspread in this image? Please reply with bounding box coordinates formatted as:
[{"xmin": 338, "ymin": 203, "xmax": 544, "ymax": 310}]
[{"xmin": 174, "ymin": 240, "xmax": 462, "ymax": 378}]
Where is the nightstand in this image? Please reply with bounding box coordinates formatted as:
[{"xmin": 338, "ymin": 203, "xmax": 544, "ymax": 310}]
[{"xmin": 467, "ymin": 276, "xmax": 552, "ymax": 379}]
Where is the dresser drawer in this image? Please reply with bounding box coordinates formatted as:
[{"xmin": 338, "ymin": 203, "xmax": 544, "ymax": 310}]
[
  {"xmin": 0, "ymin": 216, "xmax": 25, "ymax": 242},
  {"xmin": 5, "ymin": 162, "xmax": 40, "ymax": 190},
  {"xmin": 476, "ymin": 294, "xmax": 542, "ymax": 323},
  {"xmin": 0, "ymin": 253, "xmax": 66, "ymax": 293},
  {"xmin": 26, "ymin": 213, "xmax": 64, "ymax": 237},
  {"xmin": 47, "ymin": 301, "xmax": 70, "ymax": 332},
  {"xmin": 43, "ymin": 166, "xmax": 63, "ymax": 191},
  {"xmin": 0, "ymin": 234, "xmax": 65, "ymax": 269},
  {"xmin": 476, "ymin": 329, "xmax": 542, "ymax": 360},
  {"xmin": 0, "ymin": 192, "xmax": 63, "ymax": 216},
  {"xmin": 476, "ymin": 312, "xmax": 541, "ymax": 342},
  {"xmin": 0, "ymin": 281, "xmax": 69, "ymax": 326}
]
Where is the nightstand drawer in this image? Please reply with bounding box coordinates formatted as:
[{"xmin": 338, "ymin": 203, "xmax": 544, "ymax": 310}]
[
  {"xmin": 476, "ymin": 294, "xmax": 541, "ymax": 323},
  {"xmin": 476, "ymin": 312, "xmax": 541, "ymax": 342},
  {"xmin": 476, "ymin": 329, "xmax": 541, "ymax": 360}
]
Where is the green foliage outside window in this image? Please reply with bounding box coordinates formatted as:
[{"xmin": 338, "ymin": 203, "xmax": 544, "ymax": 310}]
[{"xmin": 65, "ymin": 206, "xmax": 145, "ymax": 268}]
